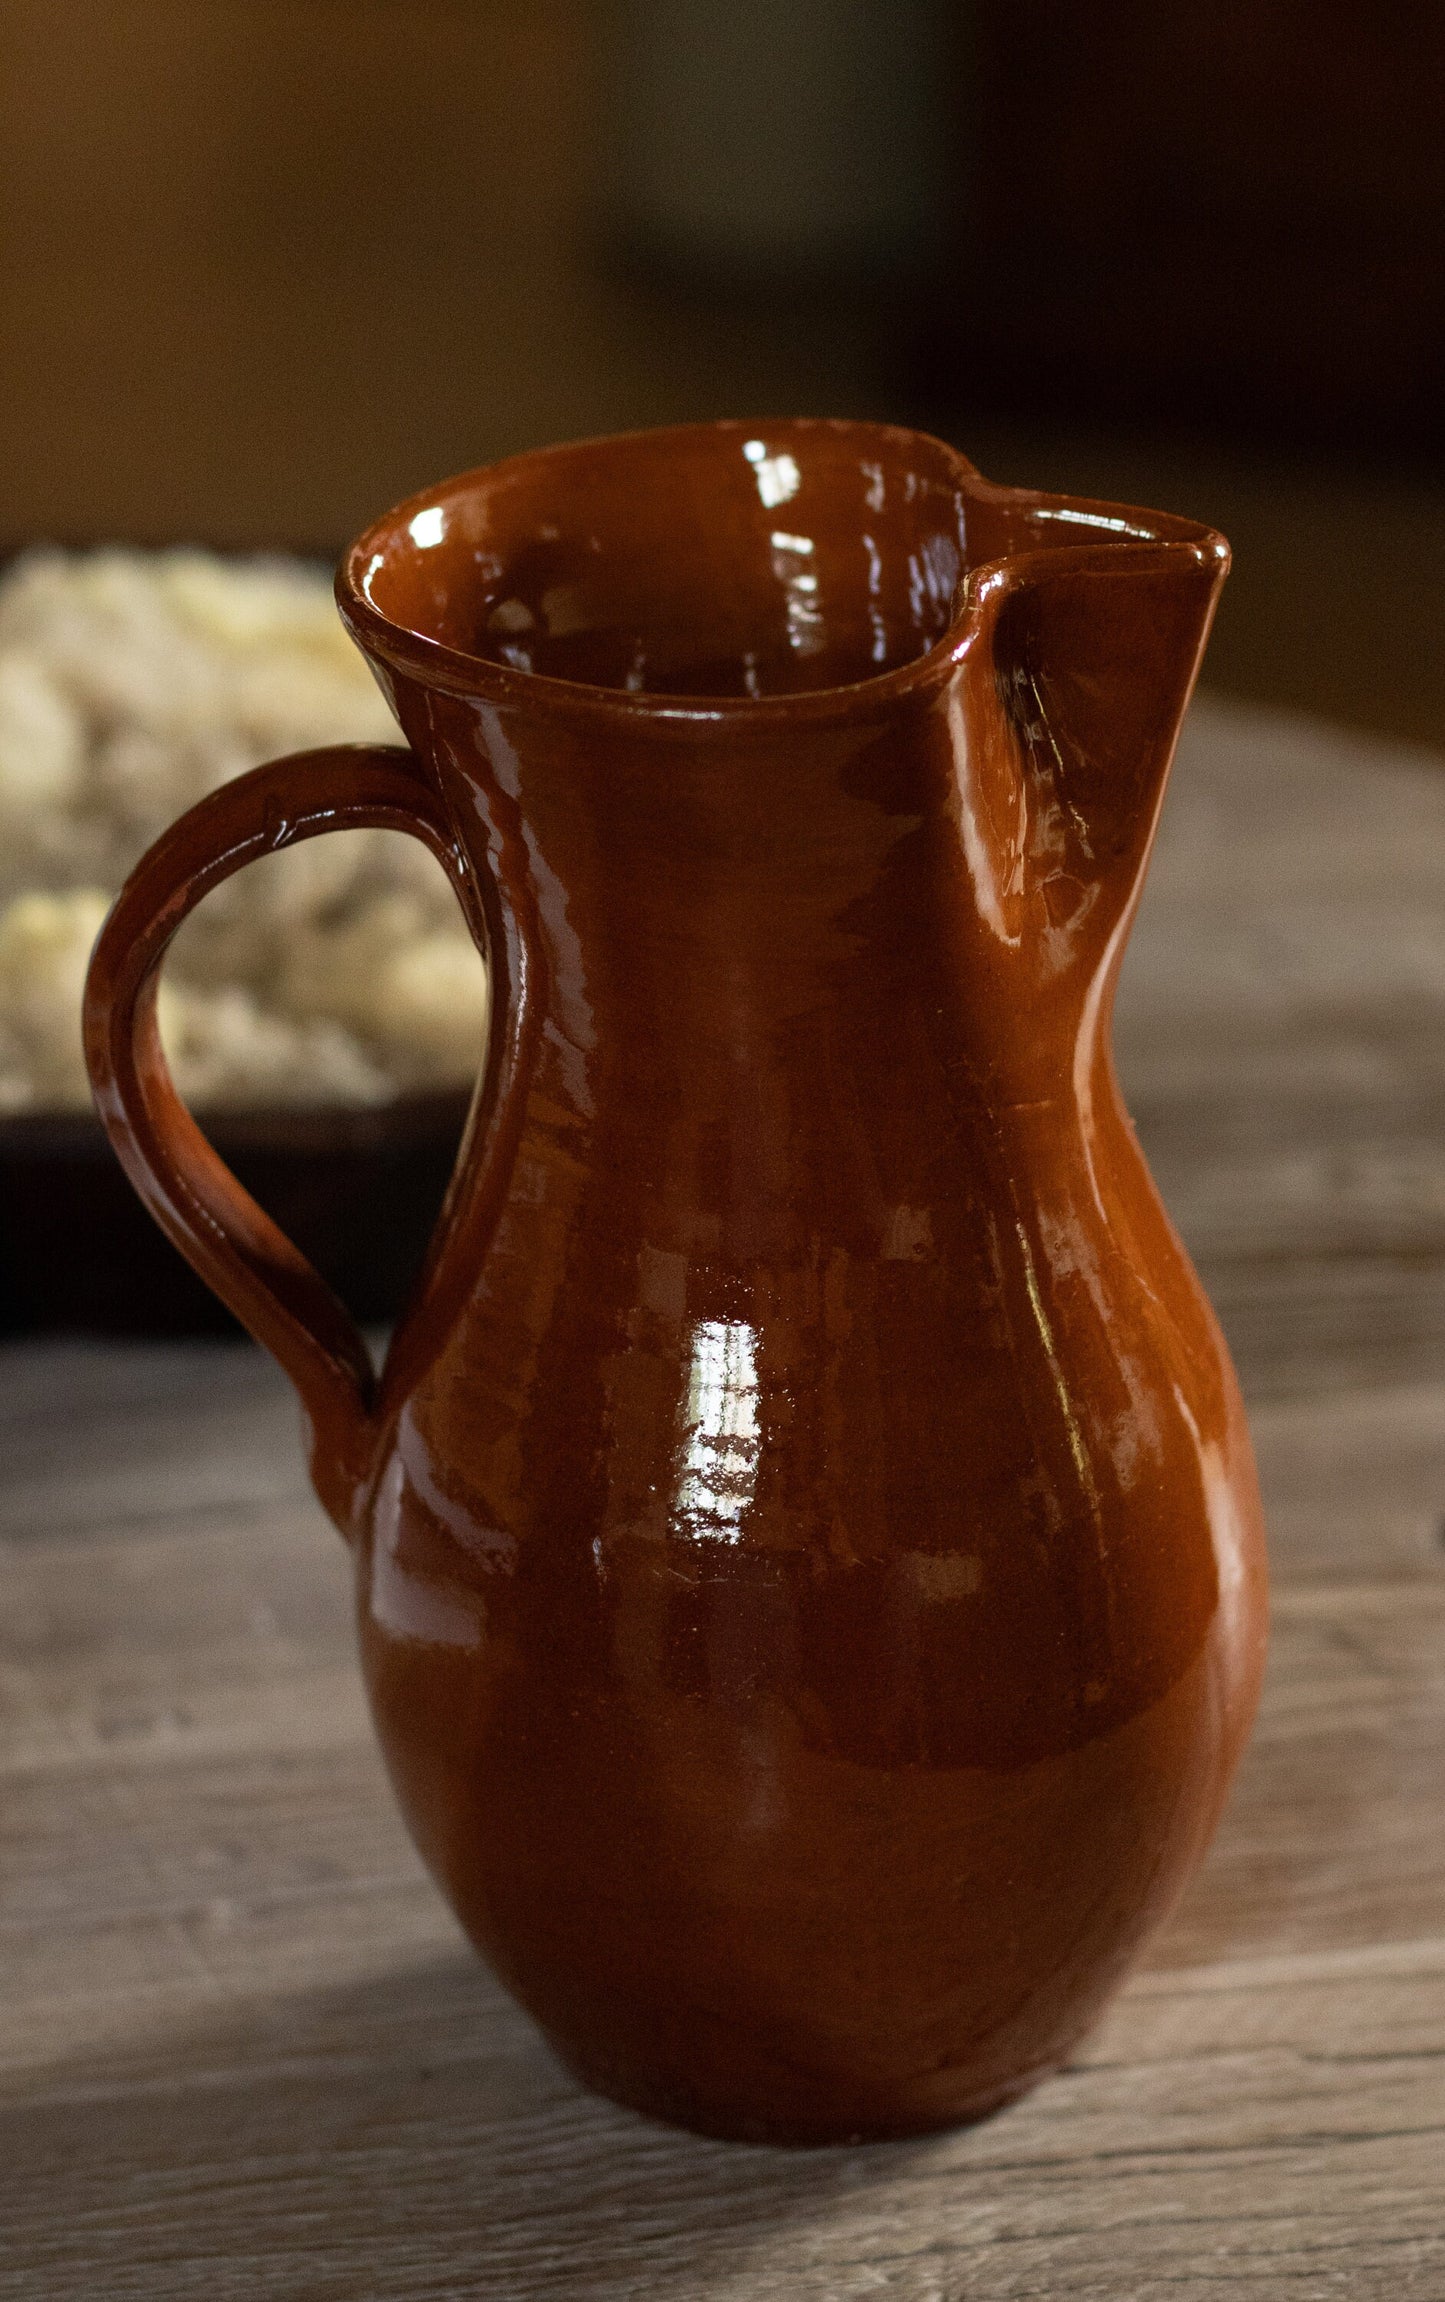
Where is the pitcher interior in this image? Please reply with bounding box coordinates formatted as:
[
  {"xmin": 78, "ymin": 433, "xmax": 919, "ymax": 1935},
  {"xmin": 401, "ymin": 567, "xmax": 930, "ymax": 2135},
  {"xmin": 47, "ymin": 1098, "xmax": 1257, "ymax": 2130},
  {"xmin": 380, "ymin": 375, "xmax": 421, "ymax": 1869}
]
[{"xmin": 357, "ymin": 422, "xmax": 987, "ymax": 700}]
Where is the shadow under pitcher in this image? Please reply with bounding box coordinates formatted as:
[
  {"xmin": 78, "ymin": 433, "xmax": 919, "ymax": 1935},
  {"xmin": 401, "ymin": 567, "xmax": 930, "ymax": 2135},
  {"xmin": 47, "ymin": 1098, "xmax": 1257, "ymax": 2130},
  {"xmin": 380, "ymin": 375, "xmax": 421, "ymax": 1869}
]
[{"xmin": 84, "ymin": 419, "xmax": 1268, "ymax": 2145}]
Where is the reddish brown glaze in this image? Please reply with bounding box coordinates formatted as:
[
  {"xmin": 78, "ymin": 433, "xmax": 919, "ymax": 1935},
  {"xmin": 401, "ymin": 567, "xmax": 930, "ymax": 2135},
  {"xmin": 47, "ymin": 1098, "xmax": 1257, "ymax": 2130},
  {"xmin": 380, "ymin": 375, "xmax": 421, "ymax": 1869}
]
[{"xmin": 84, "ymin": 420, "xmax": 1267, "ymax": 2145}]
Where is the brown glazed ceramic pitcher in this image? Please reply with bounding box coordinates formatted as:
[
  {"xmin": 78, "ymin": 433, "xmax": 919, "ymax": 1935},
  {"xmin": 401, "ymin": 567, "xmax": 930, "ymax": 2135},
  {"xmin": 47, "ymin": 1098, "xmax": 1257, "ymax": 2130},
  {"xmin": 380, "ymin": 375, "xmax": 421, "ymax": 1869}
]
[{"xmin": 84, "ymin": 420, "xmax": 1268, "ymax": 2145}]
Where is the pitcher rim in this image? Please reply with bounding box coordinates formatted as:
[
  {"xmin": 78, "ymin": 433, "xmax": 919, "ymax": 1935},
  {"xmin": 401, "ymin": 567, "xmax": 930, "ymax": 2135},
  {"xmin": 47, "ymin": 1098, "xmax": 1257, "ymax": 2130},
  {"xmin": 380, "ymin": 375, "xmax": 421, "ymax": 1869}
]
[{"xmin": 336, "ymin": 418, "xmax": 1228, "ymax": 727}]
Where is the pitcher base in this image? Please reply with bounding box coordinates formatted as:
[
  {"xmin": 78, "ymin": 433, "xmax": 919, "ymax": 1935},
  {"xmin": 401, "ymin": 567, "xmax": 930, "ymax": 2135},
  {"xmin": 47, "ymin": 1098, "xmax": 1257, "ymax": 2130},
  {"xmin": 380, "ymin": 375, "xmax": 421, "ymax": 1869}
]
[{"xmin": 548, "ymin": 2035, "xmax": 1051, "ymax": 2148}]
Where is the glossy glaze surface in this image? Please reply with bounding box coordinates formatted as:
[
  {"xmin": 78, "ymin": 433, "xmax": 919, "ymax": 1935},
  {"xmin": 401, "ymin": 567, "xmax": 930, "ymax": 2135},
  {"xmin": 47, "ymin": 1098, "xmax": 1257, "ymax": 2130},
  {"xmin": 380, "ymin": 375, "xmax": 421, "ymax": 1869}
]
[{"xmin": 85, "ymin": 420, "xmax": 1267, "ymax": 2144}]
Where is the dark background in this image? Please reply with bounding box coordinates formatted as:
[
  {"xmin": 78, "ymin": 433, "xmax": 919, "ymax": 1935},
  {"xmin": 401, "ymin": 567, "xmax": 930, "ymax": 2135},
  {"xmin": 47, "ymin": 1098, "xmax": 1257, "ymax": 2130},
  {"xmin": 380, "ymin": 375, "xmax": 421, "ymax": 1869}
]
[{"xmin": 2, "ymin": 0, "xmax": 1441, "ymax": 742}]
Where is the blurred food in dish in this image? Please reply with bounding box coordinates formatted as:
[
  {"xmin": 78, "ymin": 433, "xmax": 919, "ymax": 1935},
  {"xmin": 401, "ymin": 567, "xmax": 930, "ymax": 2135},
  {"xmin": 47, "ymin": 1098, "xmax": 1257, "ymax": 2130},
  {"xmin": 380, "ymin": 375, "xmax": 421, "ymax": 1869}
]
[
  {"xmin": 0, "ymin": 548, "xmax": 488, "ymax": 1117},
  {"xmin": 0, "ymin": 546, "xmax": 485, "ymax": 1333}
]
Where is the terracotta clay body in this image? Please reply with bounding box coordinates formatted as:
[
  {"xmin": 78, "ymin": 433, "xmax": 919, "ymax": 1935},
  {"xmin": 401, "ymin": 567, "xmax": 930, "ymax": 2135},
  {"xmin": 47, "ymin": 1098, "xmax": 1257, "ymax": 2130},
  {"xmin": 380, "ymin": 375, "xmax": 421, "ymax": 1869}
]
[{"xmin": 85, "ymin": 421, "xmax": 1268, "ymax": 2144}]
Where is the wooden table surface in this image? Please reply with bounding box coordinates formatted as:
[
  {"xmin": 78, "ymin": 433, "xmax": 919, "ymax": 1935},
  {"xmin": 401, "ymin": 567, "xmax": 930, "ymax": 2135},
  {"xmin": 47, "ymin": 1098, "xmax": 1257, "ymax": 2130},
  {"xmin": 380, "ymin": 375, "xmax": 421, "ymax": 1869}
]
[{"xmin": 3, "ymin": 696, "xmax": 1444, "ymax": 2298}]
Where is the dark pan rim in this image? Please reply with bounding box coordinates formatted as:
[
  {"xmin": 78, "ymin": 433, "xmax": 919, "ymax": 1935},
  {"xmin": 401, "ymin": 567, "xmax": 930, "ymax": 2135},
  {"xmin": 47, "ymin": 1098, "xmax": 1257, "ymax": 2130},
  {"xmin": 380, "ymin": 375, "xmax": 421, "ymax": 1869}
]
[{"xmin": 0, "ymin": 1087, "xmax": 474, "ymax": 1162}]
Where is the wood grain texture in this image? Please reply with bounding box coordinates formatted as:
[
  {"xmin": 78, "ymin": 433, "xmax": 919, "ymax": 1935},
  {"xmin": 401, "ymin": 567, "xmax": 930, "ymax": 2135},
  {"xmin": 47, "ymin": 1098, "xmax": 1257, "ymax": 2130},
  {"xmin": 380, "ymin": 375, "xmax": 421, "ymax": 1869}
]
[{"xmin": 3, "ymin": 696, "xmax": 1444, "ymax": 2295}]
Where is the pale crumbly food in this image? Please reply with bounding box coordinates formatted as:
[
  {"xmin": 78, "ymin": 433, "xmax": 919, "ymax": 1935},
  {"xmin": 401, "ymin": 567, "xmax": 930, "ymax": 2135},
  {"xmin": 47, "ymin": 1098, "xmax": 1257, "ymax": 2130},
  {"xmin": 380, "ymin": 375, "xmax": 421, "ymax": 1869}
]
[{"xmin": 0, "ymin": 548, "xmax": 489, "ymax": 1115}]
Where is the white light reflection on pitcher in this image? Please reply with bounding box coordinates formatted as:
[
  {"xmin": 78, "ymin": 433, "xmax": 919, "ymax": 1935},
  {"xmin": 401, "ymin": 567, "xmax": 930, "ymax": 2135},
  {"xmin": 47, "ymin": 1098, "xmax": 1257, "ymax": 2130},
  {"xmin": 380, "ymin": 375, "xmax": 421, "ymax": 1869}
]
[
  {"xmin": 770, "ymin": 531, "xmax": 825, "ymax": 657},
  {"xmin": 743, "ymin": 437, "xmax": 800, "ymax": 508},
  {"xmin": 675, "ymin": 1319, "xmax": 761, "ymax": 1542},
  {"xmin": 407, "ymin": 504, "xmax": 446, "ymax": 549}
]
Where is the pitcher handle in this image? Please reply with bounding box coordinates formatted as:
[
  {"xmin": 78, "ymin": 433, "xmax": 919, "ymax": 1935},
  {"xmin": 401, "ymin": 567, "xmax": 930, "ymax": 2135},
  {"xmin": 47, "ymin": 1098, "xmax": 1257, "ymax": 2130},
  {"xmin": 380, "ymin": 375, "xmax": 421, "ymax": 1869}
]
[{"xmin": 83, "ymin": 743, "xmax": 475, "ymax": 1538}]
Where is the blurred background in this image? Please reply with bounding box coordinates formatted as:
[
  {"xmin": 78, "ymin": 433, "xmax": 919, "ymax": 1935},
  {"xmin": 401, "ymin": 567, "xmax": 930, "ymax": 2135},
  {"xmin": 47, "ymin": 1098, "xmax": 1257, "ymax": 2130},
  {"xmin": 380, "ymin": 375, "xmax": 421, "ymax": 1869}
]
[{"xmin": 3, "ymin": 0, "xmax": 1442, "ymax": 745}]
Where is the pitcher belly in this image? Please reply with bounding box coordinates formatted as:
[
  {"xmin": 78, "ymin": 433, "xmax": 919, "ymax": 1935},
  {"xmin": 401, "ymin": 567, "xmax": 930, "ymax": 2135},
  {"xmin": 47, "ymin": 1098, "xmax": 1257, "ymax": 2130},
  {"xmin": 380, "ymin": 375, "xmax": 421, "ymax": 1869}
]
[{"xmin": 359, "ymin": 1495, "xmax": 1264, "ymax": 2144}]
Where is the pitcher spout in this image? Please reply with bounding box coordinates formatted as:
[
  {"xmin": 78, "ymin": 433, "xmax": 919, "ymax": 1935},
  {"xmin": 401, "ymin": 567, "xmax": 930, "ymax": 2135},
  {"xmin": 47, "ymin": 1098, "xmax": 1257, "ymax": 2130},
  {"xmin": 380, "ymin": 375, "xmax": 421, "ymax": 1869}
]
[{"xmin": 951, "ymin": 485, "xmax": 1229, "ymax": 1006}]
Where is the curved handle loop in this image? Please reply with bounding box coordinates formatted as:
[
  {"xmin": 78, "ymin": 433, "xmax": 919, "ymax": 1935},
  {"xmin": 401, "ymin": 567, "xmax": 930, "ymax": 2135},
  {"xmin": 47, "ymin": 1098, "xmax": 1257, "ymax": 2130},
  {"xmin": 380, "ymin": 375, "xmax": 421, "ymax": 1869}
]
[{"xmin": 83, "ymin": 743, "xmax": 474, "ymax": 1537}]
